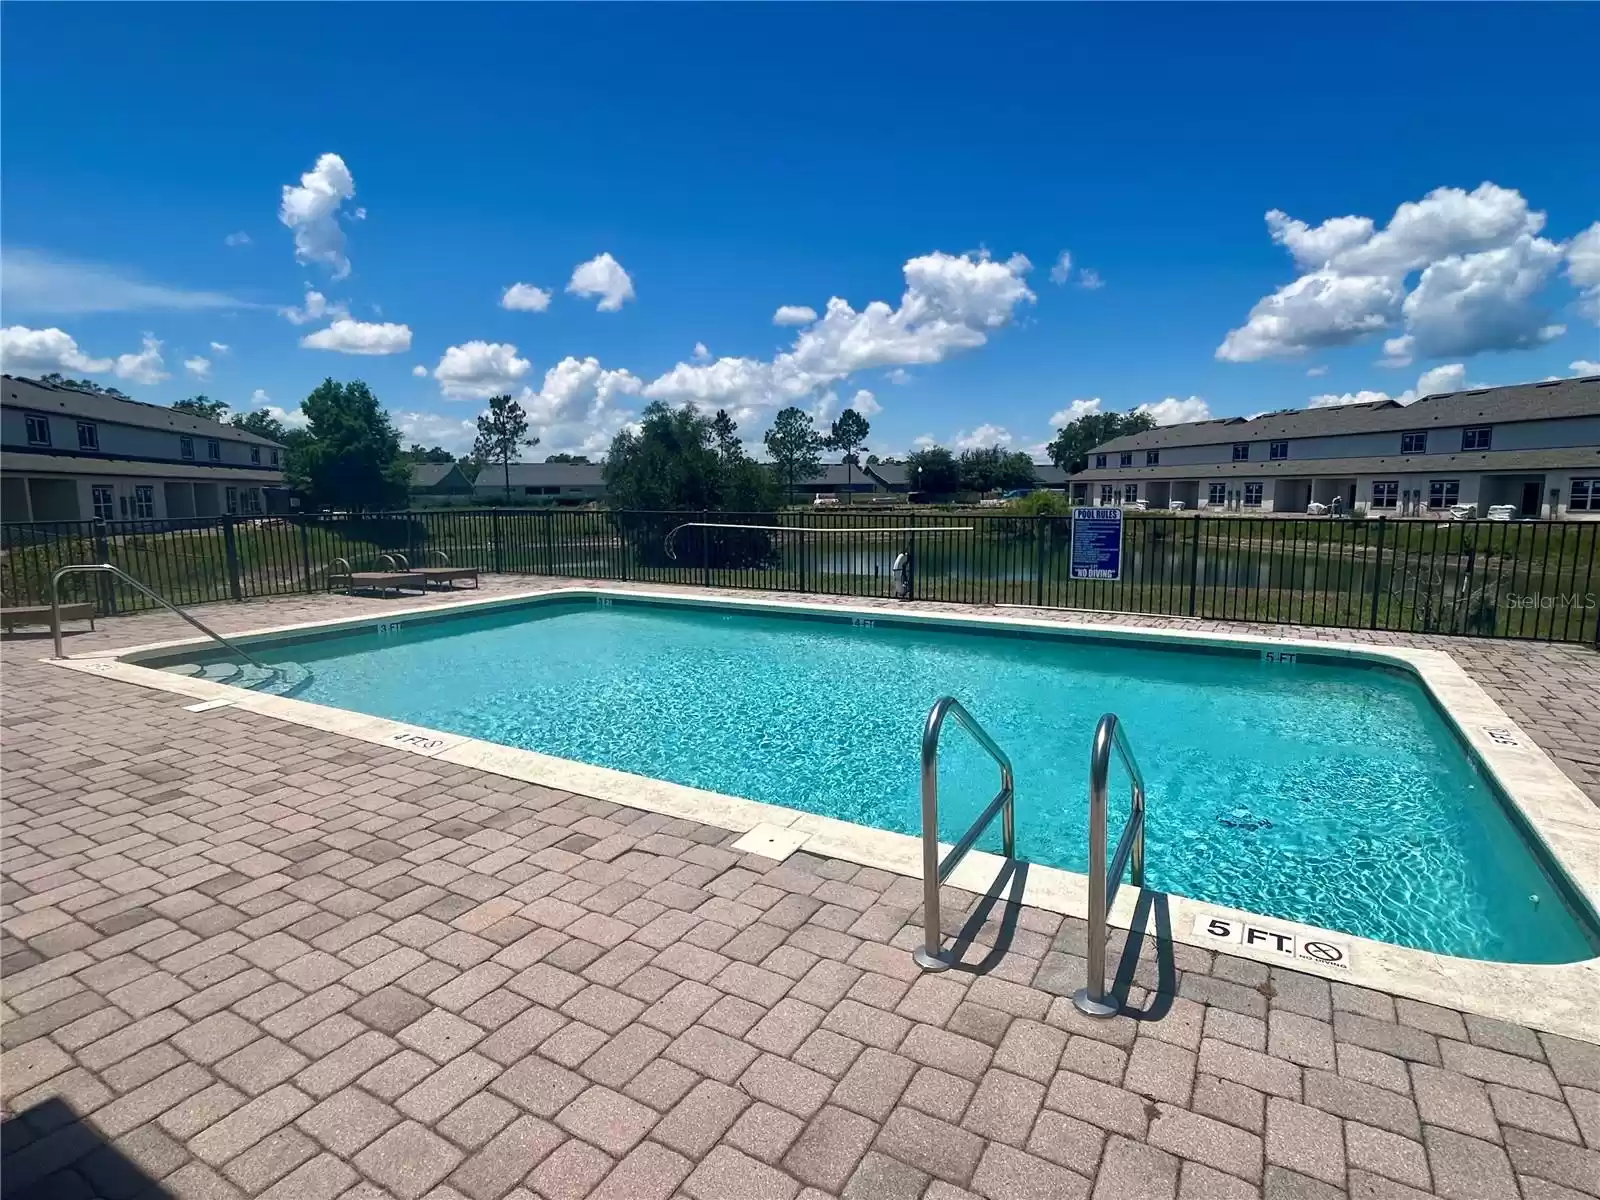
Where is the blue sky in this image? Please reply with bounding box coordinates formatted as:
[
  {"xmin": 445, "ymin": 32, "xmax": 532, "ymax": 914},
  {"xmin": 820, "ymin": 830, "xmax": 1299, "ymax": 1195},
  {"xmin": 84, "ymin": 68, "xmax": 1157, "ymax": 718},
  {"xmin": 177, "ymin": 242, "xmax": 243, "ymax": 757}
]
[{"xmin": 3, "ymin": 4, "xmax": 1597, "ymax": 458}]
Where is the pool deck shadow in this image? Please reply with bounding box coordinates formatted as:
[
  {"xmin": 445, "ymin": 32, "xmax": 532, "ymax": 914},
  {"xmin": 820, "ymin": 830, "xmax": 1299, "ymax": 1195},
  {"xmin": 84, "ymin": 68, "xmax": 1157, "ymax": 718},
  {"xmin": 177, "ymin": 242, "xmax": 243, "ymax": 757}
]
[{"xmin": 6, "ymin": 577, "xmax": 1600, "ymax": 1200}]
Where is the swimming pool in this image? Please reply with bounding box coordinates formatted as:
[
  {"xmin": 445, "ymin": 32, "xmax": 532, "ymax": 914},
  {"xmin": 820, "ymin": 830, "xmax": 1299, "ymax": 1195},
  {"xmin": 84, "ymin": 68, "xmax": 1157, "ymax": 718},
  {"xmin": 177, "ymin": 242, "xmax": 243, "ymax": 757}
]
[{"xmin": 156, "ymin": 592, "xmax": 1597, "ymax": 965}]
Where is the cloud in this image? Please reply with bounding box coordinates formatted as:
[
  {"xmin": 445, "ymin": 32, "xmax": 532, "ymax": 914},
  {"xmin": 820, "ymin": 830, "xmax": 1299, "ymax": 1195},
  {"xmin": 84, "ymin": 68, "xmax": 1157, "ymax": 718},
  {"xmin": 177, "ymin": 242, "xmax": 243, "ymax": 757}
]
[
  {"xmin": 209, "ymin": 342, "xmax": 230, "ymax": 355},
  {"xmin": 1048, "ymin": 398, "xmax": 1103, "ymax": 426},
  {"xmin": 183, "ymin": 356, "xmax": 211, "ymax": 380},
  {"xmin": 1308, "ymin": 362, "xmax": 1470, "ymax": 409},
  {"xmin": 886, "ymin": 368, "xmax": 911, "ymax": 385},
  {"xmin": 1567, "ymin": 222, "xmax": 1600, "ymax": 320},
  {"xmin": 1049, "ymin": 251, "xmax": 1073, "ymax": 285},
  {"xmin": 411, "ymin": 364, "xmax": 428, "ymax": 377},
  {"xmin": 279, "ymin": 152, "xmax": 356, "ymax": 279},
  {"xmin": 250, "ymin": 388, "xmax": 271, "ymax": 405},
  {"xmin": 567, "ymin": 252, "xmax": 635, "ymax": 311},
  {"xmin": 850, "ymin": 389, "xmax": 880, "ymax": 417},
  {"xmin": 1, "ymin": 325, "xmax": 113, "ymax": 373},
  {"xmin": 953, "ymin": 424, "xmax": 1013, "ymax": 450},
  {"xmin": 1077, "ymin": 268, "xmax": 1105, "ymax": 290},
  {"xmin": 1571, "ymin": 359, "xmax": 1600, "ymax": 375},
  {"xmin": 501, "ymin": 282, "xmax": 552, "ymax": 313},
  {"xmin": 1218, "ymin": 183, "xmax": 1575, "ymax": 364},
  {"xmin": 692, "ymin": 342, "xmax": 711, "ymax": 362},
  {"xmin": 396, "ymin": 410, "xmax": 477, "ymax": 455},
  {"xmin": 0, "ymin": 248, "xmax": 248, "ymax": 315},
  {"xmin": 223, "ymin": 232, "xmax": 251, "ymax": 248},
  {"xmin": 1135, "ymin": 396, "xmax": 1210, "ymax": 425},
  {"xmin": 112, "ymin": 334, "xmax": 169, "ymax": 385},
  {"xmin": 514, "ymin": 356, "xmax": 645, "ymax": 454},
  {"xmin": 773, "ymin": 305, "xmax": 818, "ymax": 326},
  {"xmin": 1306, "ymin": 364, "xmax": 1328, "ymax": 377},
  {"xmin": 279, "ymin": 289, "xmax": 348, "ymax": 325},
  {"xmin": 644, "ymin": 250, "xmax": 1034, "ymax": 416},
  {"xmin": 430, "ymin": 340, "xmax": 533, "ymax": 400},
  {"xmin": 299, "ymin": 319, "xmax": 411, "ymax": 355}
]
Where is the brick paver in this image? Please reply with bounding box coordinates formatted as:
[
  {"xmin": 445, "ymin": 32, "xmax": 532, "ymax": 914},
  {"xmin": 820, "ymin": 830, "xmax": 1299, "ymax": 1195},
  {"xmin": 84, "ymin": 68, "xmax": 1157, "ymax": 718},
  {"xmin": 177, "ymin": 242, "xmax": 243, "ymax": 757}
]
[{"xmin": 3, "ymin": 579, "xmax": 1598, "ymax": 1198}]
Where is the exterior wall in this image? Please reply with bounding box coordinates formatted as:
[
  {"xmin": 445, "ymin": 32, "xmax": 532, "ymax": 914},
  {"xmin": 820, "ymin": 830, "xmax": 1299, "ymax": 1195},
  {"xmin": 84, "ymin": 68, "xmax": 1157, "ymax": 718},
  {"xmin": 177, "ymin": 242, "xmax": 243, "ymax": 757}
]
[
  {"xmin": 0, "ymin": 471, "xmax": 270, "ymax": 523},
  {"xmin": 2, "ymin": 406, "xmax": 278, "ymax": 470}
]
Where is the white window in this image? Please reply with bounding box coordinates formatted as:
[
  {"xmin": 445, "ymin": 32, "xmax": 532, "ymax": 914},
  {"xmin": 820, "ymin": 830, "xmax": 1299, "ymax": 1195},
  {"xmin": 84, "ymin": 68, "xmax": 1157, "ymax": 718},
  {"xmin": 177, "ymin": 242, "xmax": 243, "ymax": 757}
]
[
  {"xmin": 270, "ymin": 448, "xmax": 280, "ymax": 467},
  {"xmin": 92, "ymin": 485, "xmax": 115, "ymax": 520},
  {"xmin": 243, "ymin": 489, "xmax": 262, "ymax": 514},
  {"xmin": 1570, "ymin": 479, "xmax": 1599, "ymax": 512},
  {"xmin": 1099, "ymin": 484, "xmax": 1115, "ymax": 505},
  {"xmin": 1123, "ymin": 483, "xmax": 1138, "ymax": 503},
  {"xmin": 1243, "ymin": 483, "xmax": 1264, "ymax": 507},
  {"xmin": 1119, "ymin": 452, "xmax": 1133, "ymax": 467},
  {"xmin": 250, "ymin": 445, "xmax": 261, "ymax": 465},
  {"xmin": 207, "ymin": 439, "xmax": 221, "ymax": 461},
  {"xmin": 1269, "ymin": 441, "xmax": 1288, "ymax": 461},
  {"xmin": 179, "ymin": 435, "xmax": 195, "ymax": 460},
  {"xmin": 1208, "ymin": 482, "xmax": 1226, "ymax": 505},
  {"xmin": 1232, "ymin": 443, "xmax": 1249, "ymax": 461},
  {"xmin": 1462, "ymin": 426, "xmax": 1492, "ymax": 451},
  {"xmin": 225, "ymin": 486, "xmax": 238, "ymax": 515},
  {"xmin": 1401, "ymin": 432, "xmax": 1428, "ymax": 455},
  {"xmin": 1146, "ymin": 450, "xmax": 1159, "ymax": 466},
  {"xmin": 77, "ymin": 421, "xmax": 99, "ymax": 451},
  {"xmin": 133, "ymin": 485, "xmax": 155, "ymax": 518},
  {"xmin": 1428, "ymin": 479, "xmax": 1460, "ymax": 509},
  {"xmin": 25, "ymin": 413, "xmax": 51, "ymax": 446},
  {"xmin": 1371, "ymin": 481, "xmax": 1398, "ymax": 510}
]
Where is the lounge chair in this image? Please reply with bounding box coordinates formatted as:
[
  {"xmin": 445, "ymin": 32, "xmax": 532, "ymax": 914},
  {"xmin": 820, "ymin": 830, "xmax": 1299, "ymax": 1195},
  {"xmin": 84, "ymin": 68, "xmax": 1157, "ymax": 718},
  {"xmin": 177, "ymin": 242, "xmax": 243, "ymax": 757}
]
[
  {"xmin": 1, "ymin": 601, "xmax": 96, "ymax": 635},
  {"xmin": 327, "ymin": 557, "xmax": 428, "ymax": 598},
  {"xmin": 384, "ymin": 551, "xmax": 479, "ymax": 591}
]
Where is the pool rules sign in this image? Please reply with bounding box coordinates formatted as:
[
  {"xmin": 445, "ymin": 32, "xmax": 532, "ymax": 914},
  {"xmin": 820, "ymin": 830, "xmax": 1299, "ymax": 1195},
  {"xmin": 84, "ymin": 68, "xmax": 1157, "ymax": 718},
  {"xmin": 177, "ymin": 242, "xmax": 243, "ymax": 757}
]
[{"xmin": 1070, "ymin": 506, "xmax": 1123, "ymax": 580}]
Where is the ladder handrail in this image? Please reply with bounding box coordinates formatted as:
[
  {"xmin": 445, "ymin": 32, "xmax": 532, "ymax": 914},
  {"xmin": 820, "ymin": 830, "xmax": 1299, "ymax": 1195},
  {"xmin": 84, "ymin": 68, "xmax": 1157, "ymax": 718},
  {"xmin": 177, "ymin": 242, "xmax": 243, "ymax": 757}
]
[
  {"xmin": 50, "ymin": 564, "xmax": 267, "ymax": 669},
  {"xmin": 913, "ymin": 696, "xmax": 1015, "ymax": 971},
  {"xmin": 1074, "ymin": 712, "xmax": 1148, "ymax": 1017}
]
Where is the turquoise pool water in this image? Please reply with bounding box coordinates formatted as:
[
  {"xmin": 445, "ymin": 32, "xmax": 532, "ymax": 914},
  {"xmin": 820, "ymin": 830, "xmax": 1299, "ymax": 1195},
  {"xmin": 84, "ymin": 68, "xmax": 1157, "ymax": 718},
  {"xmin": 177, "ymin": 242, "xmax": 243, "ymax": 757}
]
[{"xmin": 181, "ymin": 596, "xmax": 1596, "ymax": 963}]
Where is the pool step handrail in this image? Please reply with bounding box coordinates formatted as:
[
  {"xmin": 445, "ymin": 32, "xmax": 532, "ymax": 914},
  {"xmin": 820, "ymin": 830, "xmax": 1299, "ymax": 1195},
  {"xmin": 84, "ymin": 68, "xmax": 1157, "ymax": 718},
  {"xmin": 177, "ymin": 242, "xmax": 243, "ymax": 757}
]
[
  {"xmin": 1073, "ymin": 712, "xmax": 1148, "ymax": 1017},
  {"xmin": 49, "ymin": 563, "xmax": 267, "ymax": 669},
  {"xmin": 913, "ymin": 696, "xmax": 1016, "ymax": 971}
]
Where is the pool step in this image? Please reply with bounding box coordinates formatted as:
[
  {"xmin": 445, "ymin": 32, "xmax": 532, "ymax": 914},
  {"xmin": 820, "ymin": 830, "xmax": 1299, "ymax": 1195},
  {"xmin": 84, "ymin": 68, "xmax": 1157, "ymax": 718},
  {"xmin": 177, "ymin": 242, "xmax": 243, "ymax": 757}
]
[{"xmin": 166, "ymin": 660, "xmax": 312, "ymax": 697}]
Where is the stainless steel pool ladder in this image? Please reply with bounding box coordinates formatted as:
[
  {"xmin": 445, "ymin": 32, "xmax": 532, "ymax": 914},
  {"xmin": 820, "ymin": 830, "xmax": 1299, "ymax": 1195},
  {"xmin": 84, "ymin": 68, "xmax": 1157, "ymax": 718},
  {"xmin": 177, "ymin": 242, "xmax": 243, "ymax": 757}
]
[
  {"xmin": 49, "ymin": 563, "xmax": 266, "ymax": 669},
  {"xmin": 913, "ymin": 696, "xmax": 1016, "ymax": 971},
  {"xmin": 1073, "ymin": 712, "xmax": 1147, "ymax": 1018}
]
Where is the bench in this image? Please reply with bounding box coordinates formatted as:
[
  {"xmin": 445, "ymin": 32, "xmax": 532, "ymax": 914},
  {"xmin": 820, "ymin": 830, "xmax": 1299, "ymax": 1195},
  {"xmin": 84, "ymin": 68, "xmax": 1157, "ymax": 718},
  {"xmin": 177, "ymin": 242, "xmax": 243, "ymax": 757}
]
[
  {"xmin": 1, "ymin": 602, "xmax": 97, "ymax": 634},
  {"xmin": 413, "ymin": 566, "xmax": 480, "ymax": 591},
  {"xmin": 329, "ymin": 571, "xmax": 429, "ymax": 598}
]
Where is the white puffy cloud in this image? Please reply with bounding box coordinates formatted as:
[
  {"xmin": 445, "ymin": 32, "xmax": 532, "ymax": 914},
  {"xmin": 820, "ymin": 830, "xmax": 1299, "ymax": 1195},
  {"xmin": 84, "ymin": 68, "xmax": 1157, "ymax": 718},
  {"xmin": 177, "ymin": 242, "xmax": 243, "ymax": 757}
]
[
  {"xmin": 1308, "ymin": 362, "xmax": 1470, "ymax": 409},
  {"xmin": 501, "ymin": 282, "xmax": 552, "ymax": 313},
  {"xmin": 1078, "ymin": 268, "xmax": 1104, "ymax": 290},
  {"xmin": 1571, "ymin": 359, "xmax": 1600, "ymax": 375},
  {"xmin": 299, "ymin": 319, "xmax": 412, "ymax": 355},
  {"xmin": 513, "ymin": 356, "xmax": 645, "ymax": 454},
  {"xmin": 692, "ymin": 342, "xmax": 711, "ymax": 362},
  {"xmin": 223, "ymin": 232, "xmax": 251, "ymax": 248},
  {"xmin": 953, "ymin": 424, "xmax": 1013, "ymax": 450},
  {"xmin": 1306, "ymin": 364, "xmax": 1328, "ymax": 377},
  {"xmin": 1567, "ymin": 222, "xmax": 1600, "ymax": 320},
  {"xmin": 411, "ymin": 364, "xmax": 428, "ymax": 377},
  {"xmin": 280, "ymin": 290, "xmax": 348, "ymax": 325},
  {"xmin": 243, "ymin": 388, "xmax": 308, "ymax": 430},
  {"xmin": 250, "ymin": 388, "xmax": 270, "ymax": 405},
  {"xmin": 773, "ymin": 305, "xmax": 818, "ymax": 326},
  {"xmin": 395, "ymin": 410, "xmax": 477, "ymax": 455},
  {"xmin": 1219, "ymin": 183, "xmax": 1574, "ymax": 364},
  {"xmin": 645, "ymin": 250, "xmax": 1034, "ymax": 415},
  {"xmin": 209, "ymin": 341, "xmax": 230, "ymax": 355},
  {"xmin": 279, "ymin": 153, "xmax": 356, "ymax": 279},
  {"xmin": 430, "ymin": 340, "xmax": 533, "ymax": 399},
  {"xmin": 1135, "ymin": 396, "xmax": 1210, "ymax": 425},
  {"xmin": 0, "ymin": 325, "xmax": 113, "ymax": 374},
  {"xmin": 567, "ymin": 252, "xmax": 635, "ymax": 311},
  {"xmin": 886, "ymin": 368, "xmax": 911, "ymax": 385},
  {"xmin": 1049, "ymin": 251, "xmax": 1073, "ymax": 285},
  {"xmin": 1049, "ymin": 398, "xmax": 1103, "ymax": 426},
  {"xmin": 850, "ymin": 389, "xmax": 880, "ymax": 416},
  {"xmin": 1307, "ymin": 389, "xmax": 1393, "ymax": 410},
  {"xmin": 110, "ymin": 335, "xmax": 168, "ymax": 385},
  {"xmin": 183, "ymin": 356, "xmax": 211, "ymax": 380},
  {"xmin": 0, "ymin": 248, "xmax": 248, "ymax": 315}
]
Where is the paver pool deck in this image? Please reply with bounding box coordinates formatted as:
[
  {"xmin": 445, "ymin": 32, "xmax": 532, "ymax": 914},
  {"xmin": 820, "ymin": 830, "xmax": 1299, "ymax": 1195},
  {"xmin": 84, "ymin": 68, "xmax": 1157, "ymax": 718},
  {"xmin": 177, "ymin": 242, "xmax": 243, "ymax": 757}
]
[{"xmin": 4, "ymin": 577, "xmax": 1598, "ymax": 1200}]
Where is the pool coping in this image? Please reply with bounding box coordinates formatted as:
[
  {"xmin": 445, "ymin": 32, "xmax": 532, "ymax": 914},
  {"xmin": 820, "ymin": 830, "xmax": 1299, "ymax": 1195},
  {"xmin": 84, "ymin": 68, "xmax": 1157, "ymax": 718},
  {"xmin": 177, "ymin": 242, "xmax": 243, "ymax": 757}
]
[{"xmin": 43, "ymin": 583, "xmax": 1600, "ymax": 1044}]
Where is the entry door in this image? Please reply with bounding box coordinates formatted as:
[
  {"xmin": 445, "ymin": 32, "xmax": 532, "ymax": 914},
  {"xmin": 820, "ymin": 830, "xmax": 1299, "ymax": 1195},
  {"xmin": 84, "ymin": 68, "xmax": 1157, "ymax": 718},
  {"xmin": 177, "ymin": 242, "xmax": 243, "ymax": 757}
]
[{"xmin": 1520, "ymin": 481, "xmax": 1541, "ymax": 518}]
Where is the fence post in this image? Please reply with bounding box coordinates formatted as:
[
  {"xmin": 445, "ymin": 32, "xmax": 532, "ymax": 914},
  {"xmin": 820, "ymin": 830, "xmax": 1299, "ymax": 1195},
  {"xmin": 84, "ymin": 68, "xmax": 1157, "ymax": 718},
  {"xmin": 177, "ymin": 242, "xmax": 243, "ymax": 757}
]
[
  {"xmin": 298, "ymin": 519, "xmax": 313, "ymax": 594},
  {"xmin": 544, "ymin": 510, "xmax": 556, "ymax": 575},
  {"xmin": 92, "ymin": 519, "xmax": 118, "ymax": 615},
  {"xmin": 1034, "ymin": 518, "xmax": 1046, "ymax": 608},
  {"xmin": 491, "ymin": 510, "xmax": 504, "ymax": 574},
  {"xmin": 1187, "ymin": 516, "xmax": 1201, "ymax": 616},
  {"xmin": 1368, "ymin": 517, "xmax": 1387, "ymax": 629},
  {"xmin": 221, "ymin": 516, "xmax": 243, "ymax": 601},
  {"xmin": 701, "ymin": 510, "xmax": 711, "ymax": 588}
]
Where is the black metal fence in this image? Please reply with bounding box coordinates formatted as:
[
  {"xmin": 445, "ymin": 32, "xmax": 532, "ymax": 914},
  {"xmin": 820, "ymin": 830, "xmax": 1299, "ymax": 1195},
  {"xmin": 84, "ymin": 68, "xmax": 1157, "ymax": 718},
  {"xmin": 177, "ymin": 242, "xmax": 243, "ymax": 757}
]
[{"xmin": 4, "ymin": 509, "xmax": 1598, "ymax": 644}]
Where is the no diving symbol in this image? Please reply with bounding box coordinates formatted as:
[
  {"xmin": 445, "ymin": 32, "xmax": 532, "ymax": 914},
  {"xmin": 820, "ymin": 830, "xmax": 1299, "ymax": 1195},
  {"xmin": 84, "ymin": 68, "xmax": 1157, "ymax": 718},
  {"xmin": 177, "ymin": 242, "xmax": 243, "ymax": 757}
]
[{"xmin": 1299, "ymin": 939, "xmax": 1348, "ymax": 969}]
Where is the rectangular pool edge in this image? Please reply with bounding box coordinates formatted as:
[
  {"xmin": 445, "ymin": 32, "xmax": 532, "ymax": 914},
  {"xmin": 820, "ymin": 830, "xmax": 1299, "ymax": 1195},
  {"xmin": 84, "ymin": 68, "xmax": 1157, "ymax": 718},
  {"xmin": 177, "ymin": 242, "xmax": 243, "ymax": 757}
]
[{"xmin": 52, "ymin": 582, "xmax": 1600, "ymax": 1045}]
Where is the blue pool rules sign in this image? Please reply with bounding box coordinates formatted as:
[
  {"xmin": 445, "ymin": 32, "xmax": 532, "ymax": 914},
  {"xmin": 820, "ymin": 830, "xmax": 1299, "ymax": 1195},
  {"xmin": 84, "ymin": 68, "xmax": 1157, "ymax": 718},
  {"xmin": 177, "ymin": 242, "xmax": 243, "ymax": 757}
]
[{"xmin": 1070, "ymin": 506, "xmax": 1123, "ymax": 580}]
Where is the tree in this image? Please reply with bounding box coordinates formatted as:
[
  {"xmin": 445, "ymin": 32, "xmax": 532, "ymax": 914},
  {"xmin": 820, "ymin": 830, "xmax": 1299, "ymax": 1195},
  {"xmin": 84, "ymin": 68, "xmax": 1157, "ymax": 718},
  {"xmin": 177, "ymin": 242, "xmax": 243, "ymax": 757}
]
[
  {"xmin": 473, "ymin": 394, "xmax": 536, "ymax": 501},
  {"xmin": 231, "ymin": 409, "xmax": 292, "ymax": 444},
  {"xmin": 958, "ymin": 447, "xmax": 1037, "ymax": 493},
  {"xmin": 544, "ymin": 453, "xmax": 591, "ymax": 464},
  {"xmin": 1046, "ymin": 410, "xmax": 1158, "ymax": 474},
  {"xmin": 37, "ymin": 372, "xmax": 130, "ymax": 399},
  {"xmin": 763, "ymin": 407, "xmax": 824, "ymax": 505},
  {"xmin": 905, "ymin": 446, "xmax": 961, "ymax": 496},
  {"xmin": 172, "ymin": 395, "xmax": 231, "ymax": 422},
  {"xmin": 825, "ymin": 409, "xmax": 871, "ymax": 504},
  {"xmin": 402, "ymin": 444, "xmax": 456, "ymax": 464},
  {"xmin": 289, "ymin": 379, "xmax": 408, "ymax": 510},
  {"xmin": 711, "ymin": 410, "xmax": 741, "ymax": 461}
]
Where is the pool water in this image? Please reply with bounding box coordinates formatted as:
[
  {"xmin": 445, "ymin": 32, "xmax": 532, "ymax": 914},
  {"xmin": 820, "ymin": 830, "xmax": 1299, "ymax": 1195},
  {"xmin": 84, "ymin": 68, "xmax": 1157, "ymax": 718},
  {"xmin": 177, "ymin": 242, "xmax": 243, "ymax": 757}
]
[{"xmin": 188, "ymin": 596, "xmax": 1596, "ymax": 963}]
